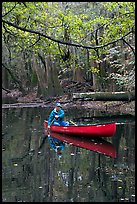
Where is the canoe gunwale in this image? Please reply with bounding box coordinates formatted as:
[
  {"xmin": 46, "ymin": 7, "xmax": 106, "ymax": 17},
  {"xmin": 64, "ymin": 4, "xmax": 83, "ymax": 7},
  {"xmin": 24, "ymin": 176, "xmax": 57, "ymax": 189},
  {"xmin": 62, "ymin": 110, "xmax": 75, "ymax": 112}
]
[
  {"xmin": 44, "ymin": 120, "xmax": 116, "ymax": 137},
  {"xmin": 44, "ymin": 120, "xmax": 115, "ymax": 127}
]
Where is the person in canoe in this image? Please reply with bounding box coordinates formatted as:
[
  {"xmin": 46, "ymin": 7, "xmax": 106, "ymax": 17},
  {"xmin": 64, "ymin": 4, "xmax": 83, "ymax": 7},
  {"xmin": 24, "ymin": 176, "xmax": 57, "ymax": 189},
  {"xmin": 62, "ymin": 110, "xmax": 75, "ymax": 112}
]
[{"xmin": 48, "ymin": 102, "xmax": 69, "ymax": 128}]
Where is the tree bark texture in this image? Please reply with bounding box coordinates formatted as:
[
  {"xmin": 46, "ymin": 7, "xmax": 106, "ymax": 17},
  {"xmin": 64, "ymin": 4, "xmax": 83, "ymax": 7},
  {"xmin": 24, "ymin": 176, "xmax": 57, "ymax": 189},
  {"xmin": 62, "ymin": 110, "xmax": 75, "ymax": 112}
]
[{"xmin": 46, "ymin": 55, "xmax": 64, "ymax": 97}]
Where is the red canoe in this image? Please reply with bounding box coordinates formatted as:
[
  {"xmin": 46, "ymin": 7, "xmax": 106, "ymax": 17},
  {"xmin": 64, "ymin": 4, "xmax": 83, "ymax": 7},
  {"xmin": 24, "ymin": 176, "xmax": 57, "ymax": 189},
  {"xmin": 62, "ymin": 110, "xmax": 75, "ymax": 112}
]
[
  {"xmin": 44, "ymin": 120, "xmax": 116, "ymax": 137},
  {"xmin": 46, "ymin": 131, "xmax": 117, "ymax": 158}
]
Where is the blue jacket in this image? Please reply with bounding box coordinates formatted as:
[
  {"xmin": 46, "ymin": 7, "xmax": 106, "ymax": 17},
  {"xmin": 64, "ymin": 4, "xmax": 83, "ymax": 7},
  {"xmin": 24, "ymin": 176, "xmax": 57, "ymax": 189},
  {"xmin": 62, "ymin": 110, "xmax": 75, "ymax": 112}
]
[
  {"xmin": 48, "ymin": 108, "xmax": 65, "ymax": 126},
  {"xmin": 48, "ymin": 136, "xmax": 65, "ymax": 152}
]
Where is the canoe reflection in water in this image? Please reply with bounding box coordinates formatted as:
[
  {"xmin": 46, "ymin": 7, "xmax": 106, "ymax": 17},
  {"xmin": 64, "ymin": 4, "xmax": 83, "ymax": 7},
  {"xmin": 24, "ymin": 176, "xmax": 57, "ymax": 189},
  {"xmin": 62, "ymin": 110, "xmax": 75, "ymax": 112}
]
[{"xmin": 47, "ymin": 131, "xmax": 117, "ymax": 158}]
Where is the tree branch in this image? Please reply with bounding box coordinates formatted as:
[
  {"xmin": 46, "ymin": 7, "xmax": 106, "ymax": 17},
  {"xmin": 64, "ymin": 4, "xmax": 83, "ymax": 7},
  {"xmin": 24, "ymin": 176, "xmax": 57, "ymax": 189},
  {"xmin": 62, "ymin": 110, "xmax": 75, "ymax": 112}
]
[
  {"xmin": 28, "ymin": 35, "xmax": 41, "ymax": 48},
  {"xmin": 2, "ymin": 19, "xmax": 134, "ymax": 50},
  {"xmin": 2, "ymin": 3, "xmax": 17, "ymax": 17},
  {"xmin": 80, "ymin": 24, "xmax": 105, "ymax": 43},
  {"xmin": 2, "ymin": 86, "xmax": 11, "ymax": 93},
  {"xmin": 3, "ymin": 23, "xmax": 18, "ymax": 38},
  {"xmin": 122, "ymin": 37, "xmax": 135, "ymax": 55},
  {"xmin": 2, "ymin": 63, "xmax": 25, "ymax": 93}
]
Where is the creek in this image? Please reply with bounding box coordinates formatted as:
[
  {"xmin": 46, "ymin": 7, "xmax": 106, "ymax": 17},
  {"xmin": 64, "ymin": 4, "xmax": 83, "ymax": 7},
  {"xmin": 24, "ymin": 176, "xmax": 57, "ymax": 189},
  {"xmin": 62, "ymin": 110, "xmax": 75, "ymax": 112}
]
[{"xmin": 2, "ymin": 107, "xmax": 135, "ymax": 202}]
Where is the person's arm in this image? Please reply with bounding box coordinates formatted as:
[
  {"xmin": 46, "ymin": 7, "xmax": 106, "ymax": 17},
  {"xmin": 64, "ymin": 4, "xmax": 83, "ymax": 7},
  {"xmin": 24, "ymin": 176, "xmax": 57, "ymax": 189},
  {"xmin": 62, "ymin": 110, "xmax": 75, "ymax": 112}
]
[
  {"xmin": 58, "ymin": 109, "xmax": 64, "ymax": 119},
  {"xmin": 48, "ymin": 111, "xmax": 55, "ymax": 126}
]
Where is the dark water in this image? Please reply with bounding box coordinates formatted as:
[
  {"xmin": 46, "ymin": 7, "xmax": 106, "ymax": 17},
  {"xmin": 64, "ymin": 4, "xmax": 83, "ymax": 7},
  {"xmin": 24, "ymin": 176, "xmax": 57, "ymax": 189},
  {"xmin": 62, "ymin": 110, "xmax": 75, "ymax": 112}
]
[{"xmin": 2, "ymin": 107, "xmax": 135, "ymax": 202}]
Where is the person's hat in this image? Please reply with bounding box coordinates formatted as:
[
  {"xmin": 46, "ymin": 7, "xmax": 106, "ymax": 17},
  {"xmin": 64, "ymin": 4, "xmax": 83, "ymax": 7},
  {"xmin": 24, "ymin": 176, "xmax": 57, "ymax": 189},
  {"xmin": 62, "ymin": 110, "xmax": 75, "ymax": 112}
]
[{"xmin": 56, "ymin": 102, "xmax": 62, "ymax": 107}]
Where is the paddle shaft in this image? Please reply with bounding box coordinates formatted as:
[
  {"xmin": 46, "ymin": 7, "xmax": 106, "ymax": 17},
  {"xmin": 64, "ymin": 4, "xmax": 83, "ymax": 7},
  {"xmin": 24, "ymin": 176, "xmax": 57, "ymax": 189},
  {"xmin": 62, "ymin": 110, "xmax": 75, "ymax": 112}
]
[
  {"xmin": 36, "ymin": 118, "xmax": 56, "ymax": 152},
  {"xmin": 48, "ymin": 117, "xmax": 56, "ymax": 135},
  {"xmin": 50, "ymin": 117, "xmax": 56, "ymax": 126},
  {"xmin": 69, "ymin": 120, "xmax": 77, "ymax": 126}
]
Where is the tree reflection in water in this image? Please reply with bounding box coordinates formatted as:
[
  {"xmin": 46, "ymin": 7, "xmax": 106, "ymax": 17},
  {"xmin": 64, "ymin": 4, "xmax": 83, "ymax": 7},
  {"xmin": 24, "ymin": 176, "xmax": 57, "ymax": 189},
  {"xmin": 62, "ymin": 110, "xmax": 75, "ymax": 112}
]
[{"xmin": 2, "ymin": 108, "xmax": 135, "ymax": 202}]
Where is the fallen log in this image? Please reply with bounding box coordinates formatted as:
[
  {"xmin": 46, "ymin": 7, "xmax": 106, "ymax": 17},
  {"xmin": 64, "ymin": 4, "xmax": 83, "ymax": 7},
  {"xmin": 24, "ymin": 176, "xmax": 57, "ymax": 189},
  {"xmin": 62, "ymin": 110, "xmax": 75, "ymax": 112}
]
[
  {"xmin": 2, "ymin": 102, "xmax": 47, "ymax": 109},
  {"xmin": 72, "ymin": 91, "xmax": 135, "ymax": 101}
]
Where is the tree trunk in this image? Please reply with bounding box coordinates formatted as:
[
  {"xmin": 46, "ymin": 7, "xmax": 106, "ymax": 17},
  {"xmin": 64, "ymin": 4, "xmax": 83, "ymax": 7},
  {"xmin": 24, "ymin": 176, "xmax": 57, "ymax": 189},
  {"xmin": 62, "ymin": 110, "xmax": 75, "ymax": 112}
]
[
  {"xmin": 32, "ymin": 54, "xmax": 48, "ymax": 97},
  {"xmin": 73, "ymin": 48, "xmax": 85, "ymax": 83},
  {"xmin": 46, "ymin": 55, "xmax": 64, "ymax": 97},
  {"xmin": 72, "ymin": 91, "xmax": 135, "ymax": 101},
  {"xmin": 86, "ymin": 49, "xmax": 93, "ymax": 85},
  {"xmin": 2, "ymin": 67, "xmax": 9, "ymax": 89}
]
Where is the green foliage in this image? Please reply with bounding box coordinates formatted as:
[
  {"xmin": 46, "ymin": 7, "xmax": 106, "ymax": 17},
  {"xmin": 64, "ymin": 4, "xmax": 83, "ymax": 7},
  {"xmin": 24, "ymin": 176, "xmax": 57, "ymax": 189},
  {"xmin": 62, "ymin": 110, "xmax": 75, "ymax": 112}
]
[
  {"xmin": 2, "ymin": 2, "xmax": 135, "ymax": 92},
  {"xmin": 2, "ymin": 2, "xmax": 135, "ymax": 50},
  {"xmin": 90, "ymin": 67, "xmax": 100, "ymax": 74},
  {"xmin": 106, "ymin": 44, "xmax": 135, "ymax": 91}
]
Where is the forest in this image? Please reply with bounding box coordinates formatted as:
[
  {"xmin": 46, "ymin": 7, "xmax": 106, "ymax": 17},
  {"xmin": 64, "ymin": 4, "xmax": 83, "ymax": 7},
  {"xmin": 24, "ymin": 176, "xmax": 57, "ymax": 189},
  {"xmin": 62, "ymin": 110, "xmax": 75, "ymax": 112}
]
[{"xmin": 2, "ymin": 2, "xmax": 135, "ymax": 106}]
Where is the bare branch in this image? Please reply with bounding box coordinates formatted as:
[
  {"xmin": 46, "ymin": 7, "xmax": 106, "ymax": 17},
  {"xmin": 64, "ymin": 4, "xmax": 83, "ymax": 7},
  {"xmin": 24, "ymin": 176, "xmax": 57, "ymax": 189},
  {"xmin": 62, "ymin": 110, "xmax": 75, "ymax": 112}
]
[
  {"xmin": 122, "ymin": 37, "xmax": 135, "ymax": 55},
  {"xmin": 2, "ymin": 87, "xmax": 11, "ymax": 93}
]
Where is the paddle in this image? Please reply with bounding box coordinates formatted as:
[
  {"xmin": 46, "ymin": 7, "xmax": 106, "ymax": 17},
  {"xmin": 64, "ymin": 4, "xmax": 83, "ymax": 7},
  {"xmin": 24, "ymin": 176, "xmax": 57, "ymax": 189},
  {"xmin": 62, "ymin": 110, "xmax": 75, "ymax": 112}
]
[
  {"xmin": 38, "ymin": 117, "xmax": 56, "ymax": 151},
  {"xmin": 38, "ymin": 135, "xmax": 47, "ymax": 151},
  {"xmin": 69, "ymin": 120, "xmax": 77, "ymax": 126},
  {"xmin": 47, "ymin": 117, "xmax": 56, "ymax": 136}
]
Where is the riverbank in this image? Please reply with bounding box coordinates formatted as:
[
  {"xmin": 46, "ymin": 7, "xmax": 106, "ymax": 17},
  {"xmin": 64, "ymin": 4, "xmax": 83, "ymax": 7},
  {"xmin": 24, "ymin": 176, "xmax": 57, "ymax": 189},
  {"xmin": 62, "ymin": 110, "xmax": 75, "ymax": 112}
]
[
  {"xmin": 2, "ymin": 98, "xmax": 135, "ymax": 116},
  {"xmin": 2, "ymin": 89, "xmax": 135, "ymax": 115}
]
